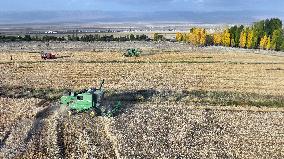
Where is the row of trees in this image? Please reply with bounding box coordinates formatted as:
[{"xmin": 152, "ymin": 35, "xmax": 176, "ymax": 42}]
[
  {"xmin": 176, "ymin": 18, "xmax": 284, "ymax": 51},
  {"xmin": 0, "ymin": 35, "xmax": 68, "ymax": 42},
  {"xmin": 227, "ymin": 18, "xmax": 283, "ymax": 50},
  {"xmin": 176, "ymin": 28, "xmax": 208, "ymax": 46},
  {"xmin": 0, "ymin": 34, "xmax": 150, "ymax": 42},
  {"xmin": 79, "ymin": 34, "xmax": 149, "ymax": 42}
]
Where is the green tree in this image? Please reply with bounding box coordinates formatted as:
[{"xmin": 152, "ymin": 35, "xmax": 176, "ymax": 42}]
[
  {"xmin": 153, "ymin": 33, "xmax": 164, "ymax": 41},
  {"xmin": 251, "ymin": 21, "xmax": 265, "ymax": 48},
  {"xmin": 206, "ymin": 34, "xmax": 214, "ymax": 46},
  {"xmin": 229, "ymin": 25, "xmax": 238, "ymax": 47},
  {"xmin": 153, "ymin": 33, "xmax": 159, "ymax": 41},
  {"xmin": 231, "ymin": 38, "xmax": 235, "ymax": 47},
  {"xmin": 130, "ymin": 34, "xmax": 135, "ymax": 41},
  {"xmin": 265, "ymin": 18, "xmax": 282, "ymax": 36},
  {"xmin": 23, "ymin": 35, "xmax": 32, "ymax": 41},
  {"xmin": 280, "ymin": 41, "xmax": 284, "ymax": 51},
  {"xmin": 235, "ymin": 25, "xmax": 244, "ymax": 47},
  {"xmin": 271, "ymin": 29, "xmax": 283, "ymax": 51},
  {"xmin": 229, "ymin": 25, "xmax": 244, "ymax": 47}
]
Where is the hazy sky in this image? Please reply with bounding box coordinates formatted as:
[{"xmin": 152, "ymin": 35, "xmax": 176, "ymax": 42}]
[{"xmin": 1, "ymin": 0, "xmax": 283, "ymax": 12}]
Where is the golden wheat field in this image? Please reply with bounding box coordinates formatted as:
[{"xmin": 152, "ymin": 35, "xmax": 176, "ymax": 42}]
[{"xmin": 0, "ymin": 47, "xmax": 284, "ymax": 158}]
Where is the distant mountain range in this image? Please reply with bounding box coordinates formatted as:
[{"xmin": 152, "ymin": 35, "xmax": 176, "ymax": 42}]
[{"xmin": 0, "ymin": 10, "xmax": 283, "ymax": 24}]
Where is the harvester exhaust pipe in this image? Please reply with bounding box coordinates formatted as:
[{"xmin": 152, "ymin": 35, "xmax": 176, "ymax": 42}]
[{"xmin": 99, "ymin": 79, "xmax": 105, "ymax": 90}]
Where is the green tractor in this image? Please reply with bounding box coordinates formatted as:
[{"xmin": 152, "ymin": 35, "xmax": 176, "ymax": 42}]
[
  {"xmin": 60, "ymin": 80, "xmax": 121, "ymax": 117},
  {"xmin": 124, "ymin": 48, "xmax": 141, "ymax": 57}
]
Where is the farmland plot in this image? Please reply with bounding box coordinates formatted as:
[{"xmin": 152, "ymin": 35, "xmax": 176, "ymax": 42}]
[{"xmin": 0, "ymin": 44, "xmax": 284, "ymax": 158}]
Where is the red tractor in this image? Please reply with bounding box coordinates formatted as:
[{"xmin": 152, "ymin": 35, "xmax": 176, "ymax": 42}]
[{"xmin": 41, "ymin": 51, "xmax": 56, "ymax": 60}]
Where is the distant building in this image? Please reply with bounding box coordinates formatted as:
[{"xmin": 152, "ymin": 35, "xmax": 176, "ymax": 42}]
[{"xmin": 45, "ymin": 31, "xmax": 58, "ymax": 34}]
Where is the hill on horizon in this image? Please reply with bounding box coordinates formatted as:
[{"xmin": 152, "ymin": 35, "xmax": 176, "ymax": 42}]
[{"xmin": 0, "ymin": 10, "xmax": 283, "ymax": 25}]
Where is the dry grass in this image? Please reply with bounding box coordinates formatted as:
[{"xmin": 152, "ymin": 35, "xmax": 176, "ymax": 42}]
[
  {"xmin": 0, "ymin": 47, "xmax": 284, "ymax": 158},
  {"xmin": 112, "ymin": 102, "xmax": 284, "ymax": 158},
  {"xmin": 0, "ymin": 51, "xmax": 283, "ymax": 95}
]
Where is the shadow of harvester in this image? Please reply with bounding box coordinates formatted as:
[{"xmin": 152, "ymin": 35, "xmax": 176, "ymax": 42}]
[{"xmin": 103, "ymin": 89, "xmax": 159, "ymax": 117}]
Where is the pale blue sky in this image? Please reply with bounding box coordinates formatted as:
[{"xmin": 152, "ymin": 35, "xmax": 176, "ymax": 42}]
[{"xmin": 0, "ymin": 0, "xmax": 283, "ymax": 12}]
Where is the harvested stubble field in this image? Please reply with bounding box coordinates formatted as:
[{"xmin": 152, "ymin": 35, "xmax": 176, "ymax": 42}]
[{"xmin": 0, "ymin": 42, "xmax": 284, "ymax": 158}]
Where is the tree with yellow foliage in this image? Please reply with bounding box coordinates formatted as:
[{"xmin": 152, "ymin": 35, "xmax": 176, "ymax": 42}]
[
  {"xmin": 183, "ymin": 33, "xmax": 189, "ymax": 43},
  {"xmin": 199, "ymin": 28, "xmax": 207, "ymax": 46},
  {"xmin": 213, "ymin": 33, "xmax": 222, "ymax": 46},
  {"xmin": 239, "ymin": 29, "xmax": 247, "ymax": 48},
  {"xmin": 222, "ymin": 29, "xmax": 231, "ymax": 47},
  {"xmin": 259, "ymin": 35, "xmax": 272, "ymax": 50},
  {"xmin": 259, "ymin": 35, "xmax": 268, "ymax": 49},
  {"xmin": 187, "ymin": 28, "xmax": 207, "ymax": 46},
  {"xmin": 246, "ymin": 28, "xmax": 254, "ymax": 49},
  {"xmin": 188, "ymin": 29, "xmax": 197, "ymax": 45},
  {"xmin": 266, "ymin": 36, "xmax": 271, "ymax": 50},
  {"xmin": 176, "ymin": 32, "xmax": 183, "ymax": 42},
  {"xmin": 191, "ymin": 28, "xmax": 200, "ymax": 45}
]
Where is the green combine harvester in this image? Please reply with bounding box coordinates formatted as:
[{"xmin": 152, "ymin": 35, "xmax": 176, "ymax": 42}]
[
  {"xmin": 60, "ymin": 80, "xmax": 121, "ymax": 117},
  {"xmin": 124, "ymin": 48, "xmax": 141, "ymax": 57}
]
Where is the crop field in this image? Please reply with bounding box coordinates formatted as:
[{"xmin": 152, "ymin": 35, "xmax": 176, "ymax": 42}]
[{"xmin": 0, "ymin": 43, "xmax": 284, "ymax": 158}]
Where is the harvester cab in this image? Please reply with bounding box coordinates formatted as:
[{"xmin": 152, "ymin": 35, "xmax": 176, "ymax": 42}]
[
  {"xmin": 60, "ymin": 80, "xmax": 120, "ymax": 117},
  {"xmin": 41, "ymin": 51, "xmax": 56, "ymax": 60},
  {"xmin": 125, "ymin": 48, "xmax": 141, "ymax": 57}
]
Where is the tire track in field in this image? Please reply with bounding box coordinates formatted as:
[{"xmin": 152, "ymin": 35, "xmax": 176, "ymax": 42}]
[
  {"xmin": 100, "ymin": 117, "xmax": 121, "ymax": 159},
  {"xmin": 24, "ymin": 105, "xmax": 57, "ymax": 143},
  {"xmin": 0, "ymin": 131, "xmax": 11, "ymax": 149},
  {"xmin": 56, "ymin": 119, "xmax": 66, "ymax": 159},
  {"xmin": 51, "ymin": 105, "xmax": 68, "ymax": 159}
]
